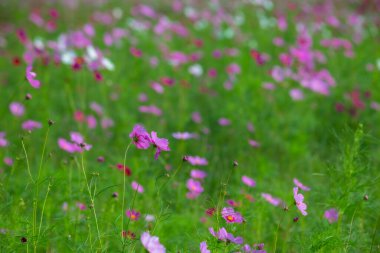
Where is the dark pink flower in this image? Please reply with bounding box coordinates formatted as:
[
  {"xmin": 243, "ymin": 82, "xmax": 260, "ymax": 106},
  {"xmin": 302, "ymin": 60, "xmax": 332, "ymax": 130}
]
[
  {"xmin": 126, "ymin": 209, "xmax": 140, "ymax": 221},
  {"xmin": 0, "ymin": 132, "xmax": 8, "ymax": 147},
  {"xmin": 150, "ymin": 131, "xmax": 170, "ymax": 159},
  {"xmin": 129, "ymin": 125, "xmax": 151, "ymax": 149},
  {"xmin": 26, "ymin": 66, "xmax": 41, "ymax": 88},
  {"xmin": 221, "ymin": 207, "xmax": 244, "ymax": 223}
]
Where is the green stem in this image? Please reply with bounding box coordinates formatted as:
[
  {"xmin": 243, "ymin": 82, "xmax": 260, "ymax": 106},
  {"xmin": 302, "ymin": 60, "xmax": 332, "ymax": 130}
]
[{"xmin": 121, "ymin": 141, "xmax": 132, "ymax": 245}]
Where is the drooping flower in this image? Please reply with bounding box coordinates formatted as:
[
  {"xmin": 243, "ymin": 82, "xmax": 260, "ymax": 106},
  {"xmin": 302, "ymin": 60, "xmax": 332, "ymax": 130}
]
[
  {"xmin": 324, "ymin": 208, "xmax": 339, "ymax": 223},
  {"xmin": 221, "ymin": 207, "xmax": 244, "ymax": 223},
  {"xmin": 129, "ymin": 125, "xmax": 151, "ymax": 149},
  {"xmin": 242, "ymin": 176, "xmax": 256, "ymax": 187},
  {"xmin": 26, "ymin": 66, "xmax": 41, "ymax": 88},
  {"xmin": 141, "ymin": 231, "xmax": 166, "ymax": 253},
  {"xmin": 126, "ymin": 209, "xmax": 140, "ymax": 221},
  {"xmin": 293, "ymin": 178, "xmax": 311, "ymax": 191},
  {"xmin": 150, "ymin": 131, "xmax": 170, "ymax": 159},
  {"xmin": 293, "ymin": 187, "xmax": 307, "ymax": 216},
  {"xmin": 131, "ymin": 181, "xmax": 144, "ymax": 193}
]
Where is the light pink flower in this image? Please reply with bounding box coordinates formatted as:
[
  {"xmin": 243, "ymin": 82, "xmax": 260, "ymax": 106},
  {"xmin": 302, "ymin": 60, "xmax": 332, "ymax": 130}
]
[
  {"xmin": 293, "ymin": 178, "xmax": 310, "ymax": 191},
  {"xmin": 324, "ymin": 208, "xmax": 339, "ymax": 223},
  {"xmin": 141, "ymin": 231, "xmax": 166, "ymax": 253},
  {"xmin": 218, "ymin": 118, "xmax": 230, "ymax": 126},
  {"xmin": 186, "ymin": 156, "xmax": 208, "ymax": 166},
  {"xmin": 242, "ymin": 176, "xmax": 256, "ymax": 187},
  {"xmin": 200, "ymin": 241, "xmax": 210, "ymax": 253},
  {"xmin": 150, "ymin": 131, "xmax": 170, "ymax": 159},
  {"xmin": 293, "ymin": 187, "xmax": 307, "ymax": 216},
  {"xmin": 190, "ymin": 169, "xmax": 207, "ymax": 179},
  {"xmin": 172, "ymin": 132, "xmax": 198, "ymax": 140},
  {"xmin": 221, "ymin": 207, "xmax": 244, "ymax": 223},
  {"xmin": 22, "ymin": 120, "xmax": 42, "ymax": 131},
  {"xmin": 131, "ymin": 181, "xmax": 144, "ymax": 193},
  {"xmin": 26, "ymin": 66, "xmax": 41, "ymax": 88},
  {"xmin": 9, "ymin": 102, "xmax": 25, "ymax": 117},
  {"xmin": 261, "ymin": 193, "xmax": 283, "ymax": 206}
]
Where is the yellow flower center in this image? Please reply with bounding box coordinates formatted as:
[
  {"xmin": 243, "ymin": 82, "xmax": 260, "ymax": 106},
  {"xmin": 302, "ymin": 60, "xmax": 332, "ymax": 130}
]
[{"xmin": 227, "ymin": 215, "xmax": 234, "ymax": 222}]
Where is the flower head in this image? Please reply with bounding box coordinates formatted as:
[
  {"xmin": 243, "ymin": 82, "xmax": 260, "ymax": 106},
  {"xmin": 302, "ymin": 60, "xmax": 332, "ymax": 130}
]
[
  {"xmin": 242, "ymin": 175, "xmax": 256, "ymax": 187},
  {"xmin": 126, "ymin": 209, "xmax": 140, "ymax": 221},
  {"xmin": 293, "ymin": 178, "xmax": 310, "ymax": 191},
  {"xmin": 129, "ymin": 125, "xmax": 151, "ymax": 149},
  {"xmin": 324, "ymin": 208, "xmax": 338, "ymax": 223},
  {"xmin": 26, "ymin": 66, "xmax": 41, "ymax": 88},
  {"xmin": 293, "ymin": 187, "xmax": 307, "ymax": 216},
  {"xmin": 131, "ymin": 181, "xmax": 144, "ymax": 193},
  {"xmin": 141, "ymin": 231, "xmax": 166, "ymax": 253},
  {"xmin": 150, "ymin": 131, "xmax": 170, "ymax": 159},
  {"xmin": 221, "ymin": 207, "xmax": 244, "ymax": 223}
]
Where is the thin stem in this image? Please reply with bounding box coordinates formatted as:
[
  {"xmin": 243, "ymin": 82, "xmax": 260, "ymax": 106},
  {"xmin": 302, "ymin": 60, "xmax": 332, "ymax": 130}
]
[
  {"xmin": 121, "ymin": 141, "xmax": 132, "ymax": 244},
  {"xmin": 79, "ymin": 154, "xmax": 103, "ymax": 250},
  {"xmin": 273, "ymin": 211, "xmax": 286, "ymax": 253},
  {"xmin": 37, "ymin": 182, "xmax": 52, "ymax": 241},
  {"xmin": 345, "ymin": 207, "xmax": 358, "ymax": 252},
  {"xmin": 21, "ymin": 139, "xmax": 35, "ymax": 184}
]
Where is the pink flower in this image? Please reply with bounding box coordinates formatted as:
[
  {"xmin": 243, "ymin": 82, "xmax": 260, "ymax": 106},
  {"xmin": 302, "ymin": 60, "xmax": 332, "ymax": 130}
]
[
  {"xmin": 218, "ymin": 118, "xmax": 231, "ymax": 126},
  {"xmin": 9, "ymin": 102, "xmax": 25, "ymax": 117},
  {"xmin": 200, "ymin": 241, "xmax": 210, "ymax": 253},
  {"xmin": 226, "ymin": 199, "xmax": 240, "ymax": 207},
  {"xmin": 190, "ymin": 169, "xmax": 207, "ymax": 179},
  {"xmin": 150, "ymin": 131, "xmax": 170, "ymax": 159},
  {"xmin": 186, "ymin": 179, "xmax": 204, "ymax": 194},
  {"xmin": 242, "ymin": 176, "xmax": 256, "ymax": 187},
  {"xmin": 139, "ymin": 105, "xmax": 162, "ymax": 116},
  {"xmin": 290, "ymin": 89, "xmax": 304, "ymax": 101},
  {"xmin": 209, "ymin": 227, "xmax": 243, "ymax": 244},
  {"xmin": 221, "ymin": 207, "xmax": 244, "ymax": 223},
  {"xmin": 324, "ymin": 208, "xmax": 339, "ymax": 223},
  {"xmin": 141, "ymin": 231, "xmax": 166, "ymax": 253},
  {"xmin": 248, "ymin": 139, "xmax": 260, "ymax": 148},
  {"xmin": 131, "ymin": 181, "xmax": 144, "ymax": 193},
  {"xmin": 76, "ymin": 202, "xmax": 86, "ymax": 210},
  {"xmin": 26, "ymin": 66, "xmax": 41, "ymax": 88},
  {"xmin": 4, "ymin": 157, "xmax": 13, "ymax": 166},
  {"xmin": 186, "ymin": 156, "xmax": 208, "ymax": 166},
  {"xmin": 293, "ymin": 178, "xmax": 310, "ymax": 191},
  {"xmin": 293, "ymin": 187, "xmax": 307, "ymax": 216},
  {"xmin": 0, "ymin": 132, "xmax": 8, "ymax": 147},
  {"xmin": 191, "ymin": 112, "xmax": 202, "ymax": 123},
  {"xmin": 58, "ymin": 132, "xmax": 92, "ymax": 153},
  {"xmin": 22, "ymin": 120, "xmax": 42, "ymax": 131},
  {"xmin": 86, "ymin": 115, "xmax": 97, "ymax": 129},
  {"xmin": 172, "ymin": 132, "xmax": 198, "ymax": 140},
  {"xmin": 129, "ymin": 125, "xmax": 151, "ymax": 149},
  {"xmin": 261, "ymin": 193, "xmax": 282, "ymax": 206},
  {"xmin": 126, "ymin": 209, "xmax": 140, "ymax": 221}
]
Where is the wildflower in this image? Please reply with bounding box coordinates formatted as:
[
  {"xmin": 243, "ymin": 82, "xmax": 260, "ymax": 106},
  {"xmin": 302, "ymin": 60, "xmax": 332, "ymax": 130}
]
[
  {"xmin": 205, "ymin": 208, "xmax": 216, "ymax": 216},
  {"xmin": 221, "ymin": 207, "xmax": 244, "ymax": 223},
  {"xmin": 324, "ymin": 208, "xmax": 338, "ymax": 223},
  {"xmin": 26, "ymin": 66, "xmax": 41, "ymax": 88},
  {"xmin": 293, "ymin": 178, "xmax": 310, "ymax": 191},
  {"xmin": 191, "ymin": 112, "xmax": 202, "ymax": 123},
  {"xmin": 145, "ymin": 214, "xmax": 155, "ymax": 222},
  {"xmin": 131, "ymin": 181, "xmax": 144, "ymax": 193},
  {"xmin": 76, "ymin": 202, "xmax": 86, "ymax": 210},
  {"xmin": 248, "ymin": 139, "xmax": 260, "ymax": 148},
  {"xmin": 200, "ymin": 241, "xmax": 210, "ymax": 253},
  {"xmin": 9, "ymin": 102, "xmax": 25, "ymax": 117},
  {"xmin": 22, "ymin": 120, "xmax": 42, "ymax": 131},
  {"xmin": 4, "ymin": 157, "xmax": 13, "ymax": 166},
  {"xmin": 190, "ymin": 169, "xmax": 207, "ymax": 179},
  {"xmin": 186, "ymin": 156, "xmax": 208, "ymax": 166},
  {"xmin": 150, "ymin": 131, "xmax": 170, "ymax": 159},
  {"xmin": 186, "ymin": 179, "xmax": 204, "ymax": 194},
  {"xmin": 209, "ymin": 227, "xmax": 243, "ymax": 244},
  {"xmin": 290, "ymin": 89, "xmax": 304, "ymax": 101},
  {"xmin": 261, "ymin": 193, "xmax": 282, "ymax": 206},
  {"xmin": 126, "ymin": 209, "xmax": 140, "ymax": 221},
  {"xmin": 172, "ymin": 132, "xmax": 198, "ymax": 140},
  {"xmin": 226, "ymin": 199, "xmax": 240, "ymax": 207},
  {"xmin": 218, "ymin": 118, "xmax": 230, "ymax": 126},
  {"xmin": 129, "ymin": 125, "xmax": 151, "ymax": 149},
  {"xmin": 293, "ymin": 187, "xmax": 307, "ymax": 216},
  {"xmin": 141, "ymin": 231, "xmax": 166, "ymax": 253},
  {"xmin": 242, "ymin": 176, "xmax": 256, "ymax": 187},
  {"xmin": 139, "ymin": 105, "xmax": 162, "ymax": 116}
]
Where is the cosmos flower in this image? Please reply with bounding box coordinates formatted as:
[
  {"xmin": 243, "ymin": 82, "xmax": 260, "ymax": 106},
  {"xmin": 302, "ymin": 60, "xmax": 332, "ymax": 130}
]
[
  {"xmin": 131, "ymin": 181, "xmax": 144, "ymax": 193},
  {"xmin": 293, "ymin": 187, "xmax": 307, "ymax": 216},
  {"xmin": 141, "ymin": 231, "xmax": 166, "ymax": 253},
  {"xmin": 190, "ymin": 169, "xmax": 207, "ymax": 179},
  {"xmin": 129, "ymin": 125, "xmax": 151, "ymax": 149},
  {"xmin": 261, "ymin": 193, "xmax": 283, "ymax": 206},
  {"xmin": 221, "ymin": 207, "xmax": 244, "ymax": 223},
  {"xmin": 150, "ymin": 131, "xmax": 170, "ymax": 159},
  {"xmin": 186, "ymin": 178, "xmax": 203, "ymax": 194},
  {"xmin": 209, "ymin": 227, "xmax": 243, "ymax": 244},
  {"xmin": 242, "ymin": 176, "xmax": 256, "ymax": 187},
  {"xmin": 293, "ymin": 178, "xmax": 310, "ymax": 191},
  {"xmin": 126, "ymin": 209, "xmax": 140, "ymax": 221},
  {"xmin": 200, "ymin": 241, "xmax": 210, "ymax": 253},
  {"xmin": 324, "ymin": 208, "xmax": 339, "ymax": 223},
  {"xmin": 26, "ymin": 66, "xmax": 41, "ymax": 88},
  {"xmin": 172, "ymin": 132, "xmax": 198, "ymax": 140},
  {"xmin": 186, "ymin": 156, "xmax": 208, "ymax": 166},
  {"xmin": 9, "ymin": 102, "xmax": 25, "ymax": 117},
  {"xmin": 22, "ymin": 120, "xmax": 42, "ymax": 131}
]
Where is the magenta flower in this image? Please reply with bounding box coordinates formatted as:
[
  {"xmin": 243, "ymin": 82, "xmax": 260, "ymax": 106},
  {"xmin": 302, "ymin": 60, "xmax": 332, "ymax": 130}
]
[
  {"xmin": 26, "ymin": 66, "xmax": 41, "ymax": 88},
  {"xmin": 126, "ymin": 209, "xmax": 140, "ymax": 221},
  {"xmin": 186, "ymin": 178, "xmax": 203, "ymax": 194},
  {"xmin": 141, "ymin": 231, "xmax": 166, "ymax": 253},
  {"xmin": 139, "ymin": 105, "xmax": 162, "ymax": 116},
  {"xmin": 150, "ymin": 131, "xmax": 170, "ymax": 159},
  {"xmin": 129, "ymin": 125, "xmax": 151, "ymax": 149},
  {"xmin": 22, "ymin": 120, "xmax": 42, "ymax": 131},
  {"xmin": 4, "ymin": 157, "xmax": 13, "ymax": 166},
  {"xmin": 221, "ymin": 207, "xmax": 244, "ymax": 223},
  {"xmin": 9, "ymin": 102, "xmax": 25, "ymax": 117},
  {"xmin": 293, "ymin": 187, "xmax": 307, "ymax": 216},
  {"xmin": 200, "ymin": 241, "xmax": 210, "ymax": 253},
  {"xmin": 186, "ymin": 156, "xmax": 208, "ymax": 166},
  {"xmin": 58, "ymin": 132, "xmax": 92, "ymax": 153},
  {"xmin": 261, "ymin": 193, "xmax": 283, "ymax": 206},
  {"xmin": 324, "ymin": 208, "xmax": 339, "ymax": 223},
  {"xmin": 76, "ymin": 202, "xmax": 86, "ymax": 210},
  {"xmin": 242, "ymin": 176, "xmax": 256, "ymax": 187},
  {"xmin": 0, "ymin": 132, "xmax": 8, "ymax": 147},
  {"xmin": 293, "ymin": 178, "xmax": 311, "ymax": 191},
  {"xmin": 190, "ymin": 169, "xmax": 207, "ymax": 179},
  {"xmin": 131, "ymin": 181, "xmax": 144, "ymax": 193}
]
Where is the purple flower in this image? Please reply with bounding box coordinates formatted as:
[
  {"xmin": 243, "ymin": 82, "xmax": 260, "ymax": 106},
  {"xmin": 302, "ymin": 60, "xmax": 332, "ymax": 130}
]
[
  {"xmin": 0, "ymin": 132, "xmax": 8, "ymax": 147},
  {"xmin": 26, "ymin": 66, "xmax": 41, "ymax": 88},
  {"xmin": 221, "ymin": 207, "xmax": 244, "ymax": 223},
  {"xmin": 129, "ymin": 124, "xmax": 151, "ymax": 149},
  {"xmin": 22, "ymin": 120, "xmax": 42, "ymax": 131},
  {"xmin": 9, "ymin": 102, "xmax": 25, "ymax": 117},
  {"xmin": 126, "ymin": 209, "xmax": 140, "ymax": 221},
  {"xmin": 261, "ymin": 193, "xmax": 283, "ymax": 206},
  {"xmin": 293, "ymin": 178, "xmax": 311, "ymax": 191},
  {"xmin": 190, "ymin": 169, "xmax": 207, "ymax": 179},
  {"xmin": 209, "ymin": 227, "xmax": 243, "ymax": 244},
  {"xmin": 186, "ymin": 156, "xmax": 208, "ymax": 166},
  {"xmin": 242, "ymin": 175, "xmax": 256, "ymax": 187},
  {"xmin": 141, "ymin": 231, "xmax": 166, "ymax": 253},
  {"xmin": 293, "ymin": 187, "xmax": 307, "ymax": 216},
  {"xmin": 218, "ymin": 118, "xmax": 231, "ymax": 126},
  {"xmin": 150, "ymin": 131, "xmax": 170, "ymax": 159},
  {"xmin": 186, "ymin": 178, "xmax": 203, "ymax": 194},
  {"xmin": 200, "ymin": 241, "xmax": 210, "ymax": 253},
  {"xmin": 324, "ymin": 208, "xmax": 339, "ymax": 223}
]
